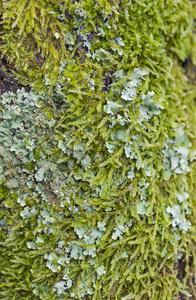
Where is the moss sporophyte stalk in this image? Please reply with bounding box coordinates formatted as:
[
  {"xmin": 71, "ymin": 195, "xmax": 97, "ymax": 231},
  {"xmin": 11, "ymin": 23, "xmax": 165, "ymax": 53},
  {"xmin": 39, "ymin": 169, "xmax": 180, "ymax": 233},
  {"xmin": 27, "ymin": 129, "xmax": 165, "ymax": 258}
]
[{"xmin": 0, "ymin": 0, "xmax": 196, "ymax": 299}]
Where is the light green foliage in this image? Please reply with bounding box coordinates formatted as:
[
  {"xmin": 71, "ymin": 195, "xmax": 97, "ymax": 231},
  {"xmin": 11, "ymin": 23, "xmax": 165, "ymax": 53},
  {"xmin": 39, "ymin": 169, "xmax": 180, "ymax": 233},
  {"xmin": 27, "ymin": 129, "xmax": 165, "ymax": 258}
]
[
  {"xmin": 121, "ymin": 68, "xmax": 149, "ymax": 101},
  {"xmin": 162, "ymin": 126, "xmax": 192, "ymax": 180},
  {"xmin": 0, "ymin": 1, "xmax": 196, "ymax": 300},
  {"xmin": 53, "ymin": 277, "xmax": 73, "ymax": 295},
  {"xmin": 166, "ymin": 205, "xmax": 191, "ymax": 232}
]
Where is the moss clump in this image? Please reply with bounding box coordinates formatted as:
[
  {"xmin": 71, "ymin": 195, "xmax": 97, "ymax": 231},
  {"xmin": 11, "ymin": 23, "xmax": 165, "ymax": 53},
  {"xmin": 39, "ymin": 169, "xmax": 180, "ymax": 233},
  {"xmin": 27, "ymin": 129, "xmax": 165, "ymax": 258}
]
[{"xmin": 0, "ymin": 1, "xmax": 196, "ymax": 299}]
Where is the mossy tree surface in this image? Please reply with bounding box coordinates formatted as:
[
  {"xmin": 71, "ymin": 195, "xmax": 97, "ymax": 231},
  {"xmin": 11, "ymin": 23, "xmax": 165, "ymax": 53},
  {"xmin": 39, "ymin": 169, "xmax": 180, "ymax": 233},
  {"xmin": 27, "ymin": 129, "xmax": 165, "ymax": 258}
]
[{"xmin": 0, "ymin": 0, "xmax": 196, "ymax": 299}]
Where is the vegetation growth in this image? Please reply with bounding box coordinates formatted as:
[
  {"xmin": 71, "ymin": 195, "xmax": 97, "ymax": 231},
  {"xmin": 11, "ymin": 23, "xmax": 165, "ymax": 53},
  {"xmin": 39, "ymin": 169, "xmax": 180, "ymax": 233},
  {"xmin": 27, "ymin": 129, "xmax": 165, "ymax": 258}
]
[{"xmin": 0, "ymin": 0, "xmax": 196, "ymax": 299}]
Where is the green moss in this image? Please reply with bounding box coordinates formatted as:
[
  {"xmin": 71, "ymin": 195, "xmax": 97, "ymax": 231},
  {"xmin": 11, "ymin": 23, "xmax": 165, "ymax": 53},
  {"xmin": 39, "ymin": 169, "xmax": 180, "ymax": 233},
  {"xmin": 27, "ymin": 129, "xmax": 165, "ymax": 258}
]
[{"xmin": 0, "ymin": 0, "xmax": 196, "ymax": 299}]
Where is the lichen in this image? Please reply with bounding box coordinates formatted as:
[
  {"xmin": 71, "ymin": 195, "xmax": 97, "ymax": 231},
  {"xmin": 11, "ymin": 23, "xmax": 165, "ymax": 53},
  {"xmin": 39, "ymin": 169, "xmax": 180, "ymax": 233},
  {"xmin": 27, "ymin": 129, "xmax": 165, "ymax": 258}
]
[{"xmin": 0, "ymin": 1, "xmax": 196, "ymax": 300}]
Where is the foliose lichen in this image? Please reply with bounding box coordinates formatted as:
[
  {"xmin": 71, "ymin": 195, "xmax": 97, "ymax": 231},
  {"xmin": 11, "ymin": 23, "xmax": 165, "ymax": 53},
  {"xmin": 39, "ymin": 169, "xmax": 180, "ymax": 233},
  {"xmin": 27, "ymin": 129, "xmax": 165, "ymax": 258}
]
[{"xmin": 0, "ymin": 1, "xmax": 196, "ymax": 300}]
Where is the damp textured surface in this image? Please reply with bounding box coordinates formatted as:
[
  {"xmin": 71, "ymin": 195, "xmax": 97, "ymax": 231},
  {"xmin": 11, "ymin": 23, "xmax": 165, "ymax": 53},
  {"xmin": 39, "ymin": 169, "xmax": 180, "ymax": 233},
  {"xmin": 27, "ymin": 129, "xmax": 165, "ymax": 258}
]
[{"xmin": 0, "ymin": 1, "xmax": 196, "ymax": 299}]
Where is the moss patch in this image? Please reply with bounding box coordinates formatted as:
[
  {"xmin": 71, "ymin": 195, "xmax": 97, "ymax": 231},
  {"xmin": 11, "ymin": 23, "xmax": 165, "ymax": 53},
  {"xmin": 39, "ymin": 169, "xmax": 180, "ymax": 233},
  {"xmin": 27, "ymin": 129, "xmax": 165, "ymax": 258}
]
[{"xmin": 0, "ymin": 0, "xmax": 196, "ymax": 299}]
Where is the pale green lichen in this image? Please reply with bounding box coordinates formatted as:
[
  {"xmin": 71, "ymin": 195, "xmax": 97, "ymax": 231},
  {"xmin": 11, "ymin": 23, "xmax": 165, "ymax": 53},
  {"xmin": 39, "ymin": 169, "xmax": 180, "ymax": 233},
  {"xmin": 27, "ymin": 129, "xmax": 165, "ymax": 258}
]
[
  {"xmin": 0, "ymin": 69, "xmax": 194, "ymax": 299},
  {"xmin": 0, "ymin": 0, "xmax": 196, "ymax": 300}
]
